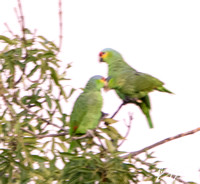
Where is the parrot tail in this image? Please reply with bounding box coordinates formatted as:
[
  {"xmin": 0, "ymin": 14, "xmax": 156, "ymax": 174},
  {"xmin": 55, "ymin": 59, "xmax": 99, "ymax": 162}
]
[
  {"xmin": 156, "ymin": 86, "xmax": 174, "ymax": 94},
  {"xmin": 145, "ymin": 111, "xmax": 154, "ymax": 129},
  {"xmin": 138, "ymin": 96, "xmax": 154, "ymax": 128}
]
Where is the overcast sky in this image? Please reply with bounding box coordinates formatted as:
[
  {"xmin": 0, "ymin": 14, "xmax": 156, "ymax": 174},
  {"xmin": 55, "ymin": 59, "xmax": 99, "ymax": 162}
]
[{"xmin": 1, "ymin": 0, "xmax": 200, "ymax": 182}]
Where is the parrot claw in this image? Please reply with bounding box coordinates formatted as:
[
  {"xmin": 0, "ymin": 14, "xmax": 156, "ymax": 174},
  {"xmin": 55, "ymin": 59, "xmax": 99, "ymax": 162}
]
[
  {"xmin": 86, "ymin": 129, "xmax": 95, "ymax": 138},
  {"xmin": 136, "ymin": 99, "xmax": 142, "ymax": 103},
  {"xmin": 123, "ymin": 98, "xmax": 142, "ymax": 104},
  {"xmin": 72, "ymin": 130, "xmax": 95, "ymax": 140}
]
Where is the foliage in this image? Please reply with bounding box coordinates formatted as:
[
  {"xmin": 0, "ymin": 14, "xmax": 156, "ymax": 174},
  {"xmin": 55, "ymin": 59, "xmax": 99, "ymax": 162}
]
[{"xmin": 0, "ymin": 4, "xmax": 197, "ymax": 184}]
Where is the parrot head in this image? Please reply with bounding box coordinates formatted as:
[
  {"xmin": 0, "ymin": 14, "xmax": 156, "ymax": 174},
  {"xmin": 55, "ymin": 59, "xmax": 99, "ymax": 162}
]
[
  {"xmin": 99, "ymin": 48, "xmax": 123, "ymax": 64},
  {"xmin": 85, "ymin": 75, "xmax": 107, "ymax": 91}
]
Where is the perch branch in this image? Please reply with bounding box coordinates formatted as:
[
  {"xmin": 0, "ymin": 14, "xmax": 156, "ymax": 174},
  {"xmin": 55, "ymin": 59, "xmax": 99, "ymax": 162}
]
[
  {"xmin": 20, "ymin": 127, "xmax": 68, "ymax": 139},
  {"xmin": 110, "ymin": 102, "xmax": 125, "ymax": 118},
  {"xmin": 122, "ymin": 126, "xmax": 200, "ymax": 159}
]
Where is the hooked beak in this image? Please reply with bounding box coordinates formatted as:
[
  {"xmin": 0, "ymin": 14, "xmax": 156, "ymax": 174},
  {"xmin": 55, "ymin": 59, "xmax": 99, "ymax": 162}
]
[
  {"xmin": 99, "ymin": 57, "xmax": 104, "ymax": 62},
  {"xmin": 102, "ymin": 77, "xmax": 110, "ymax": 92},
  {"xmin": 99, "ymin": 52, "xmax": 106, "ymax": 62},
  {"xmin": 100, "ymin": 77, "xmax": 108, "ymax": 86},
  {"xmin": 106, "ymin": 76, "xmax": 111, "ymax": 82}
]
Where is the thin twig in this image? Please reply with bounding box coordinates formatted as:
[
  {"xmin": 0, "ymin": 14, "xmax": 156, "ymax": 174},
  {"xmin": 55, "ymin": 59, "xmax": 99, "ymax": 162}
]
[
  {"xmin": 118, "ymin": 112, "xmax": 133, "ymax": 147},
  {"xmin": 58, "ymin": 0, "xmax": 63, "ymax": 52},
  {"xmin": 20, "ymin": 127, "xmax": 68, "ymax": 139},
  {"xmin": 136, "ymin": 159, "xmax": 190, "ymax": 184},
  {"xmin": 20, "ymin": 127, "xmax": 38, "ymax": 137},
  {"xmin": 122, "ymin": 126, "xmax": 200, "ymax": 159},
  {"xmin": 15, "ymin": 0, "xmax": 28, "ymax": 82},
  {"xmin": 4, "ymin": 23, "xmax": 15, "ymax": 36},
  {"xmin": 111, "ymin": 102, "xmax": 124, "ymax": 118},
  {"xmin": 14, "ymin": 7, "xmax": 20, "ymax": 28},
  {"xmin": 72, "ymin": 130, "xmax": 93, "ymax": 140},
  {"xmin": 16, "ymin": 99, "xmax": 68, "ymax": 132},
  {"xmin": 17, "ymin": 0, "xmax": 25, "ymax": 41}
]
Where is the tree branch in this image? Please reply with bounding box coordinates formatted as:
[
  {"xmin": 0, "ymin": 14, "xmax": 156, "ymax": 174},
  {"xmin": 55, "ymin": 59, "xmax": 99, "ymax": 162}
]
[
  {"xmin": 137, "ymin": 159, "xmax": 190, "ymax": 184},
  {"xmin": 4, "ymin": 23, "xmax": 15, "ymax": 36},
  {"xmin": 58, "ymin": 0, "xmax": 63, "ymax": 52},
  {"xmin": 122, "ymin": 126, "xmax": 200, "ymax": 159},
  {"xmin": 110, "ymin": 102, "xmax": 124, "ymax": 118},
  {"xmin": 17, "ymin": 0, "xmax": 26, "ymax": 41},
  {"xmin": 20, "ymin": 127, "xmax": 68, "ymax": 139},
  {"xmin": 118, "ymin": 112, "xmax": 133, "ymax": 147}
]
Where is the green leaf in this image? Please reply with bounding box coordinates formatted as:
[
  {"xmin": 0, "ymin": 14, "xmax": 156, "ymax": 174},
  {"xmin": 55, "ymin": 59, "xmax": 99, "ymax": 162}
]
[
  {"xmin": 55, "ymin": 99, "xmax": 62, "ymax": 114},
  {"xmin": 100, "ymin": 126, "xmax": 123, "ymax": 140},
  {"xmin": 105, "ymin": 139, "xmax": 116, "ymax": 152},
  {"xmin": 24, "ymin": 28, "xmax": 32, "ymax": 34},
  {"xmin": 104, "ymin": 118, "xmax": 118, "ymax": 124},
  {"xmin": 27, "ymin": 65, "xmax": 40, "ymax": 78},
  {"xmin": 31, "ymin": 155, "xmax": 48, "ymax": 162},
  {"xmin": 23, "ymin": 137, "xmax": 37, "ymax": 144},
  {"xmin": 57, "ymin": 143, "xmax": 68, "ymax": 152},
  {"xmin": 0, "ymin": 35, "xmax": 14, "ymax": 45},
  {"xmin": 27, "ymin": 83, "xmax": 40, "ymax": 90},
  {"xmin": 68, "ymin": 88, "xmax": 76, "ymax": 98},
  {"xmin": 49, "ymin": 67, "xmax": 59, "ymax": 85},
  {"xmin": 45, "ymin": 93, "xmax": 52, "ymax": 109}
]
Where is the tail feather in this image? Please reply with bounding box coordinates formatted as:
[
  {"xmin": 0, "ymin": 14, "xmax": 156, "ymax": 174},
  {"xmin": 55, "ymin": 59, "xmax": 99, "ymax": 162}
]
[
  {"xmin": 157, "ymin": 86, "xmax": 173, "ymax": 94},
  {"xmin": 145, "ymin": 111, "xmax": 154, "ymax": 129},
  {"xmin": 137, "ymin": 96, "xmax": 154, "ymax": 128}
]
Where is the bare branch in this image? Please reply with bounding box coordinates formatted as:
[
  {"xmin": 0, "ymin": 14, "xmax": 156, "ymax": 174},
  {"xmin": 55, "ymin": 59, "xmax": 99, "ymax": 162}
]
[
  {"xmin": 4, "ymin": 23, "xmax": 15, "ymax": 36},
  {"xmin": 110, "ymin": 102, "xmax": 124, "ymax": 118},
  {"xmin": 118, "ymin": 112, "xmax": 133, "ymax": 147},
  {"xmin": 20, "ymin": 127, "xmax": 68, "ymax": 139},
  {"xmin": 17, "ymin": 0, "xmax": 26, "ymax": 40},
  {"xmin": 58, "ymin": 0, "xmax": 63, "ymax": 52},
  {"xmin": 122, "ymin": 126, "xmax": 200, "ymax": 159},
  {"xmin": 72, "ymin": 130, "xmax": 94, "ymax": 140},
  {"xmin": 20, "ymin": 127, "xmax": 38, "ymax": 137}
]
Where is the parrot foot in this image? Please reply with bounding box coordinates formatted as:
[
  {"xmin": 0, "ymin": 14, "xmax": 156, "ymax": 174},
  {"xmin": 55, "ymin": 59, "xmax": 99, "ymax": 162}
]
[
  {"xmin": 86, "ymin": 129, "xmax": 95, "ymax": 138},
  {"xmin": 123, "ymin": 98, "xmax": 142, "ymax": 104},
  {"xmin": 72, "ymin": 130, "xmax": 95, "ymax": 140}
]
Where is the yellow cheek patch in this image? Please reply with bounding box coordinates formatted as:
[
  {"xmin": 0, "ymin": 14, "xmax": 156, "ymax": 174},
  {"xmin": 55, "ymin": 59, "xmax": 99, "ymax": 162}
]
[
  {"xmin": 102, "ymin": 52, "xmax": 108, "ymax": 59},
  {"xmin": 100, "ymin": 78, "xmax": 106, "ymax": 83}
]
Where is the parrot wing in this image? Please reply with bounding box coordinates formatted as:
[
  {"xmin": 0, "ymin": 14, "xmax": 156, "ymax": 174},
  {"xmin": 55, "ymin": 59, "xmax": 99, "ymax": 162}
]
[{"xmin": 69, "ymin": 91, "xmax": 102, "ymax": 135}]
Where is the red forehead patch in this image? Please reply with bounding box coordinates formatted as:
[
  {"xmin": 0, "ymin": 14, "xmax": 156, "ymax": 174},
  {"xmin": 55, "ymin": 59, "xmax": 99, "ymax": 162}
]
[{"xmin": 99, "ymin": 52, "xmax": 104, "ymax": 57}]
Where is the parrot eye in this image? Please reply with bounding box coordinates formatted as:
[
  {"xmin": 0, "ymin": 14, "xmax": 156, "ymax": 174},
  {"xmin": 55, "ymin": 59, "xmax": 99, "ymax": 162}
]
[{"xmin": 99, "ymin": 52, "xmax": 105, "ymax": 57}]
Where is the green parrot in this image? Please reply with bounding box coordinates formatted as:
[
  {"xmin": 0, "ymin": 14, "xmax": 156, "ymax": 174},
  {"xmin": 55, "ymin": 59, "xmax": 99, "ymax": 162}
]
[
  {"xmin": 99, "ymin": 48, "xmax": 173, "ymax": 128},
  {"xmin": 69, "ymin": 75, "xmax": 106, "ymax": 152}
]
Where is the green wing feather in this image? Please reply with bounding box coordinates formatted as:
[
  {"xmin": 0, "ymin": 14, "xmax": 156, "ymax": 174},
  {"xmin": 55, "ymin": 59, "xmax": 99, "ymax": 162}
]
[{"xmin": 69, "ymin": 91, "xmax": 103, "ymax": 135}]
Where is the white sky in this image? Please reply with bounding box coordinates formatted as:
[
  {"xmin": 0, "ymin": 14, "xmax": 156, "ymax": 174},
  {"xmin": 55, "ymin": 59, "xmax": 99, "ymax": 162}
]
[{"xmin": 1, "ymin": 0, "xmax": 200, "ymax": 183}]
